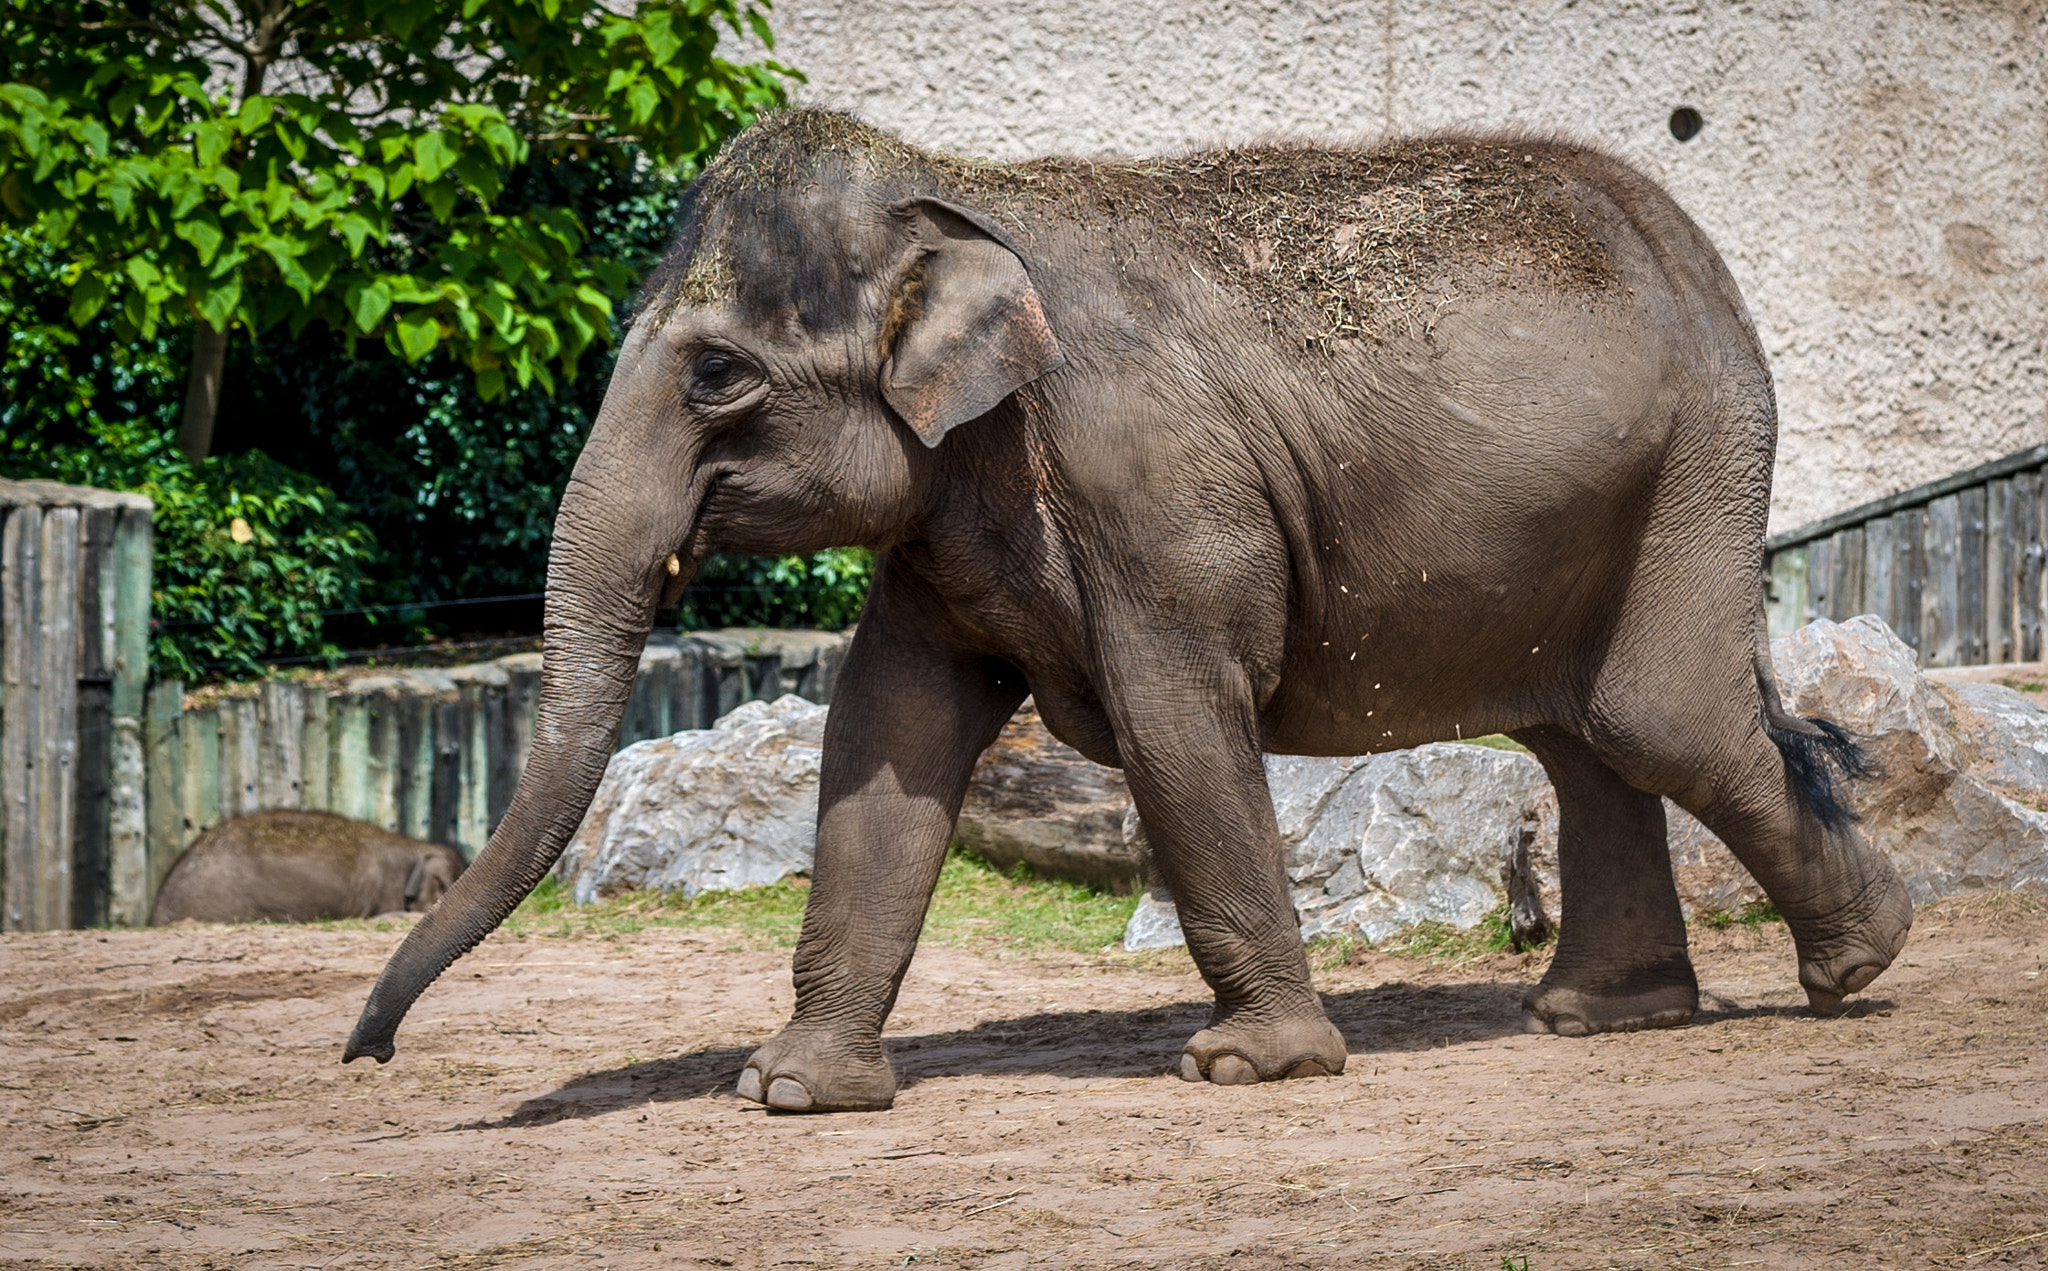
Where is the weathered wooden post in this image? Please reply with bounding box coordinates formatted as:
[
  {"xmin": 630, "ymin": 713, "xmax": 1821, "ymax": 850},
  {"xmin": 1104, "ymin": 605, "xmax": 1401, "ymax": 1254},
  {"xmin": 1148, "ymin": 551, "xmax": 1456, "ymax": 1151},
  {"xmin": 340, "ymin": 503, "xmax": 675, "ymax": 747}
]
[{"xmin": 0, "ymin": 479, "xmax": 152, "ymax": 931}]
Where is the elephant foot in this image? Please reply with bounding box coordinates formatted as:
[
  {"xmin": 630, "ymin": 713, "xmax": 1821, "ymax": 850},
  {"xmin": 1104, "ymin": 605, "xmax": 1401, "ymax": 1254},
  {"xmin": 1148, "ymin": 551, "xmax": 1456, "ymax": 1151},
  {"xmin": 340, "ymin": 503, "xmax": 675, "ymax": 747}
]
[
  {"xmin": 1793, "ymin": 868, "xmax": 1913, "ymax": 1014},
  {"xmin": 1522, "ymin": 960, "xmax": 1699, "ymax": 1037},
  {"xmin": 1177, "ymin": 1008, "xmax": 1347, "ymax": 1085},
  {"xmin": 737, "ymin": 1026, "xmax": 896, "ymax": 1113}
]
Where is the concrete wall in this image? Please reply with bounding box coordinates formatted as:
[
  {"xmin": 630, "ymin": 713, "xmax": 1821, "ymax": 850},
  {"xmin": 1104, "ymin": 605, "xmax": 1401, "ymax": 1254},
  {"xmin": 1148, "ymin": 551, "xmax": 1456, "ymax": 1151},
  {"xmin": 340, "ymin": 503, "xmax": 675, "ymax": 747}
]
[{"xmin": 748, "ymin": 0, "xmax": 2047, "ymax": 533}]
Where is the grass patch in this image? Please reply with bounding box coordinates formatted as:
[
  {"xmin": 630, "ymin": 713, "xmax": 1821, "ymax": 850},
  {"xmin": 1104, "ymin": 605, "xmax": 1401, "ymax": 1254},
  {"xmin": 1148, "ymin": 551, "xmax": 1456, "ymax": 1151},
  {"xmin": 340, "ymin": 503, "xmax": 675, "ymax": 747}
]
[
  {"xmin": 1453, "ymin": 734, "xmax": 1529, "ymax": 753},
  {"xmin": 1698, "ymin": 899, "xmax": 1783, "ymax": 930},
  {"xmin": 1371, "ymin": 903, "xmax": 1520, "ymax": 963},
  {"xmin": 491, "ymin": 848, "xmax": 1139, "ymax": 955},
  {"xmin": 1305, "ymin": 904, "xmax": 1536, "ymax": 968},
  {"xmin": 915, "ymin": 851, "xmax": 1142, "ymax": 953},
  {"xmin": 501, "ymin": 873, "xmax": 812, "ymax": 947}
]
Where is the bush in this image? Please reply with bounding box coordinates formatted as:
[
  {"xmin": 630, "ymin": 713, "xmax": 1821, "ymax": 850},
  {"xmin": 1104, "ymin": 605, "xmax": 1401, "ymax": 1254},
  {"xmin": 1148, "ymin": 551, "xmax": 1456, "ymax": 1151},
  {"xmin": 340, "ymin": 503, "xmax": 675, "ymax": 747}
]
[
  {"xmin": 142, "ymin": 453, "xmax": 379, "ymax": 681},
  {"xmin": 679, "ymin": 547, "xmax": 873, "ymax": 631},
  {"xmin": 1, "ymin": 229, "xmax": 380, "ymax": 680}
]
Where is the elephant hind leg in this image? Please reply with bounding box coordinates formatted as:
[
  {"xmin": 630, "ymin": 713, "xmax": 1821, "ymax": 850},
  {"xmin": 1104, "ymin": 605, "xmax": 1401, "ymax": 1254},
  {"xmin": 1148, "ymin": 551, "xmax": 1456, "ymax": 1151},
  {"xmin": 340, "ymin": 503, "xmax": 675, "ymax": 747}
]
[
  {"xmin": 1512, "ymin": 725, "xmax": 1698, "ymax": 1036},
  {"xmin": 1666, "ymin": 725, "xmax": 1908, "ymax": 1012},
  {"xmin": 1578, "ymin": 655, "xmax": 1910, "ymax": 1014}
]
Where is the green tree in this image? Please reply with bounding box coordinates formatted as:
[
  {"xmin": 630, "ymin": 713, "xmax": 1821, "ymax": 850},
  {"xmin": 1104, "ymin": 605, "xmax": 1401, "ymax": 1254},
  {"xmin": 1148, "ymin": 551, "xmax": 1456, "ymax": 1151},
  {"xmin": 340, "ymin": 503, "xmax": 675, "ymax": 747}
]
[
  {"xmin": 1, "ymin": 224, "xmax": 380, "ymax": 681},
  {"xmin": 0, "ymin": 0, "xmax": 791, "ymax": 460}
]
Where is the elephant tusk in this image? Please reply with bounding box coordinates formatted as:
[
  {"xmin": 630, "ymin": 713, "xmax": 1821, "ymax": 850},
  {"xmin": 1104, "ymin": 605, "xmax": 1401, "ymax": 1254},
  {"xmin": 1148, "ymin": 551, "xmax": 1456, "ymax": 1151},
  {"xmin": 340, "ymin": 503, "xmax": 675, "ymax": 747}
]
[{"xmin": 665, "ymin": 553, "xmax": 681, "ymax": 577}]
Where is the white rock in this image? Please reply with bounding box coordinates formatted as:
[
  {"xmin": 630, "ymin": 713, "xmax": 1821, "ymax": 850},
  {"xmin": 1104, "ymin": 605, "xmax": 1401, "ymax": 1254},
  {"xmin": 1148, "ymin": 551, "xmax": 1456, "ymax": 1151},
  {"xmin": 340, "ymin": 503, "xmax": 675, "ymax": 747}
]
[
  {"xmin": 558, "ymin": 696, "xmax": 826, "ymax": 902},
  {"xmin": 1121, "ymin": 887, "xmax": 1190, "ymax": 951},
  {"xmin": 1669, "ymin": 616, "xmax": 2048, "ymax": 910},
  {"xmin": 1123, "ymin": 615, "xmax": 2048, "ymax": 951},
  {"xmin": 560, "ymin": 696, "xmax": 1141, "ymax": 901},
  {"xmin": 1124, "ymin": 743, "xmax": 1558, "ymax": 950}
]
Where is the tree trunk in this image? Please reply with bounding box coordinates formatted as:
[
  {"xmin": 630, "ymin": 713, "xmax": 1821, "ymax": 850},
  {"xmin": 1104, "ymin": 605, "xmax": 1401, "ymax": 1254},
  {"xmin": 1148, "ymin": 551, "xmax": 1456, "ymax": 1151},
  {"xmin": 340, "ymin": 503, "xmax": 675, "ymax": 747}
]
[
  {"xmin": 172, "ymin": 30, "xmax": 274, "ymax": 465},
  {"xmin": 177, "ymin": 322, "xmax": 228, "ymax": 462}
]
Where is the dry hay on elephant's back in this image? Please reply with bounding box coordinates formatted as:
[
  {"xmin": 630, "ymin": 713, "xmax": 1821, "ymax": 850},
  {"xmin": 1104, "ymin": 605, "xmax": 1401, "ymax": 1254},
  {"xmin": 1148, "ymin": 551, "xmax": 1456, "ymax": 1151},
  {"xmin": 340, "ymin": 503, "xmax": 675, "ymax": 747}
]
[{"xmin": 689, "ymin": 108, "xmax": 1617, "ymax": 347}]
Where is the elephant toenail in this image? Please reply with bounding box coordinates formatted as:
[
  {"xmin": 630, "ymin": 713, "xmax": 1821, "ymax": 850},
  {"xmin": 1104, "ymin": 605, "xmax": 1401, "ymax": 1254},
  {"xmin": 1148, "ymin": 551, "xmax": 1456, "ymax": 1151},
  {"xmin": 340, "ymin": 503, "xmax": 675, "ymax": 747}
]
[
  {"xmin": 1841, "ymin": 963, "xmax": 1883, "ymax": 995},
  {"xmin": 1281, "ymin": 1059, "xmax": 1333, "ymax": 1079},
  {"xmin": 735, "ymin": 1067, "xmax": 763, "ymax": 1103},
  {"xmin": 766, "ymin": 1077, "xmax": 814, "ymax": 1110},
  {"xmin": 1551, "ymin": 1014, "xmax": 1592, "ymax": 1038},
  {"xmin": 1521, "ymin": 1013, "xmax": 1555, "ymax": 1035},
  {"xmin": 1178, "ymin": 1053, "xmax": 1205, "ymax": 1083},
  {"xmin": 1208, "ymin": 1054, "xmax": 1260, "ymax": 1085}
]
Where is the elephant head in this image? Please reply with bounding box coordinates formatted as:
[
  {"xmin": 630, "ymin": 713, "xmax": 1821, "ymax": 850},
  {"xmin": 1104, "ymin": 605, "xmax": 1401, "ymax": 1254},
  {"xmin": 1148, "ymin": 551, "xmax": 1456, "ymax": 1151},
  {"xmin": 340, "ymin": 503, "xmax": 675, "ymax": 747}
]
[
  {"xmin": 344, "ymin": 112, "xmax": 1064, "ymax": 1063},
  {"xmin": 401, "ymin": 846, "xmax": 466, "ymax": 913}
]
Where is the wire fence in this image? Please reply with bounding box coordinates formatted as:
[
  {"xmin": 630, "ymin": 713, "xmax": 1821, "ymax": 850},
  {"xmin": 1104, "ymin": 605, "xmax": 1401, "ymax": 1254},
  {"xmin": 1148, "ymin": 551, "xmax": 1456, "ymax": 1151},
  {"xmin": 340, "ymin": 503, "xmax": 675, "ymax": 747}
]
[
  {"xmin": 167, "ymin": 580, "xmax": 856, "ymax": 674},
  {"xmin": 152, "ymin": 580, "xmax": 823, "ymax": 632}
]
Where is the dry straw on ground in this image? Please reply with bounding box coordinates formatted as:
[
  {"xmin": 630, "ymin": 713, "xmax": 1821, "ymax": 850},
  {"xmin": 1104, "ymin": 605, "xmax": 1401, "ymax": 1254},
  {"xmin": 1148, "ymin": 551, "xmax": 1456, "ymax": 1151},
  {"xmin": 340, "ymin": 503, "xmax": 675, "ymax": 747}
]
[{"xmin": 666, "ymin": 108, "xmax": 1615, "ymax": 346}]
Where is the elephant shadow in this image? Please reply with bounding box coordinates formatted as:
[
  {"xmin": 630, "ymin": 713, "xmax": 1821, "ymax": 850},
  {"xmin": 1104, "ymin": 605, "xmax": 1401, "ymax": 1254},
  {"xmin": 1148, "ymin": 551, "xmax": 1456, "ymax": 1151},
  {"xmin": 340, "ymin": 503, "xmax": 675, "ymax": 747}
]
[{"xmin": 466, "ymin": 977, "xmax": 1551, "ymax": 1130}]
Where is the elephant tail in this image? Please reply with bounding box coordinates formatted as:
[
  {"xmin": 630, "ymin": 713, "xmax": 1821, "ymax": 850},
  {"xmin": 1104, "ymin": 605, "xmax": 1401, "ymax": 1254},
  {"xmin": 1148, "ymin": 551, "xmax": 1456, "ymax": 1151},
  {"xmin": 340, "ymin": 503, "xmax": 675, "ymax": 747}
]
[{"xmin": 1753, "ymin": 620, "xmax": 1868, "ymax": 833}]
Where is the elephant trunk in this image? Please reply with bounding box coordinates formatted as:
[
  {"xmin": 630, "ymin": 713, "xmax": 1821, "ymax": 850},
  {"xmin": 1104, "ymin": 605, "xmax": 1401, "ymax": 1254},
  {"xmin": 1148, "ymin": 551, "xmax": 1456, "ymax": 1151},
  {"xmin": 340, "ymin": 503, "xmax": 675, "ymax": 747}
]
[{"xmin": 344, "ymin": 464, "xmax": 692, "ymax": 1064}]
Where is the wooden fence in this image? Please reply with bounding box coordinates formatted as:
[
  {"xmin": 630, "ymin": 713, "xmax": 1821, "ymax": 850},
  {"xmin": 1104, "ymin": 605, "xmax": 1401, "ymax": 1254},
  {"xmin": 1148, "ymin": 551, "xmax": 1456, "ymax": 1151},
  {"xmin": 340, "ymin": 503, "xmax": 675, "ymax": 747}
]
[
  {"xmin": 1765, "ymin": 443, "xmax": 2048, "ymax": 667},
  {"xmin": 0, "ymin": 480, "xmax": 153, "ymax": 932},
  {"xmin": 0, "ymin": 473, "xmax": 851, "ymax": 931},
  {"xmin": 24, "ymin": 441, "xmax": 2034, "ymax": 930},
  {"xmin": 141, "ymin": 630, "xmax": 850, "ymax": 890}
]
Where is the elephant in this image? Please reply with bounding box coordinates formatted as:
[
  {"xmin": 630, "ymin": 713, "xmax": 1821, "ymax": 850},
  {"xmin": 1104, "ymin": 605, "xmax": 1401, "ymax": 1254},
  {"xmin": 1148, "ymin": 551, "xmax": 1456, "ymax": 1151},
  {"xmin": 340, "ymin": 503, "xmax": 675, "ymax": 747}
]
[
  {"xmin": 152, "ymin": 811, "xmax": 466, "ymax": 924},
  {"xmin": 345, "ymin": 109, "xmax": 1912, "ymax": 1111}
]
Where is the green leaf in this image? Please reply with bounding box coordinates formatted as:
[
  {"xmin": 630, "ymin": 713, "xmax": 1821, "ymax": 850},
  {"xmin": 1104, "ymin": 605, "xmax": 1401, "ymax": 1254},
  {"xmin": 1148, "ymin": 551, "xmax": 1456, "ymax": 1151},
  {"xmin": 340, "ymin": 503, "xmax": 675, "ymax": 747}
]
[
  {"xmin": 174, "ymin": 217, "xmax": 225, "ymax": 265},
  {"xmin": 106, "ymin": 172, "xmax": 136, "ymax": 222},
  {"xmin": 626, "ymin": 79, "xmax": 660, "ymax": 125},
  {"xmin": 347, "ymin": 279, "xmax": 393, "ymax": 332},
  {"xmin": 192, "ymin": 122, "xmax": 231, "ymax": 167},
  {"xmin": 413, "ymin": 131, "xmax": 457, "ymax": 184},
  {"xmin": 394, "ymin": 311, "xmax": 439, "ymax": 362},
  {"xmin": 641, "ymin": 10, "xmax": 682, "ymax": 64},
  {"xmin": 419, "ymin": 179, "xmax": 457, "ymax": 221},
  {"xmin": 123, "ymin": 256, "xmax": 162, "ymax": 290},
  {"xmin": 337, "ymin": 213, "xmax": 378, "ymax": 257},
  {"xmin": 67, "ymin": 275, "xmax": 108, "ymax": 324},
  {"xmin": 195, "ymin": 279, "xmax": 241, "ymax": 329},
  {"xmin": 236, "ymin": 96, "xmax": 272, "ymax": 132}
]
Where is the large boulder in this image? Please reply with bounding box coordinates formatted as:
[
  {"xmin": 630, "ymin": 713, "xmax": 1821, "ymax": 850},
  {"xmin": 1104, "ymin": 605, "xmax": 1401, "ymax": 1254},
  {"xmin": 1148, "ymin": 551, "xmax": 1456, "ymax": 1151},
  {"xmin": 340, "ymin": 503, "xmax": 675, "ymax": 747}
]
[
  {"xmin": 953, "ymin": 702, "xmax": 1139, "ymax": 889},
  {"xmin": 558, "ymin": 696, "xmax": 826, "ymax": 902},
  {"xmin": 1669, "ymin": 615, "xmax": 2048, "ymax": 908},
  {"xmin": 1122, "ymin": 745, "xmax": 1557, "ymax": 950},
  {"xmin": 559, "ymin": 696, "xmax": 1139, "ymax": 899}
]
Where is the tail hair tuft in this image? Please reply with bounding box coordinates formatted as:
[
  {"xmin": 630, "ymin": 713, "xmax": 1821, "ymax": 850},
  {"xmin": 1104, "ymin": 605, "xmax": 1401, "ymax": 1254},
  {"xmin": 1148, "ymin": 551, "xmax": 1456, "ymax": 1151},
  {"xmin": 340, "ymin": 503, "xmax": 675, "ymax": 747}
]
[{"xmin": 1764, "ymin": 714, "xmax": 1870, "ymax": 832}]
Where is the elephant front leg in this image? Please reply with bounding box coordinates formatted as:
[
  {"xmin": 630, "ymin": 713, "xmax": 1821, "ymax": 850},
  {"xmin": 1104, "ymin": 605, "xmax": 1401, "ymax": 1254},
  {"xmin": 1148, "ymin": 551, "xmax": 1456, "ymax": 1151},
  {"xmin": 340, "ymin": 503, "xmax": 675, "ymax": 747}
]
[
  {"xmin": 1111, "ymin": 664, "xmax": 1347, "ymax": 1085},
  {"xmin": 737, "ymin": 606, "xmax": 1025, "ymax": 1113}
]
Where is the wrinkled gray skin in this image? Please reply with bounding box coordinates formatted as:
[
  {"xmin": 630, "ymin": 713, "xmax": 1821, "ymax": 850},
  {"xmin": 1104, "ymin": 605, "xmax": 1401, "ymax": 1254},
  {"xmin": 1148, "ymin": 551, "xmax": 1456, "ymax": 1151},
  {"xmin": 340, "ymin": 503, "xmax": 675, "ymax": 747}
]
[
  {"xmin": 346, "ymin": 111, "xmax": 1912, "ymax": 1110},
  {"xmin": 152, "ymin": 811, "xmax": 466, "ymax": 924}
]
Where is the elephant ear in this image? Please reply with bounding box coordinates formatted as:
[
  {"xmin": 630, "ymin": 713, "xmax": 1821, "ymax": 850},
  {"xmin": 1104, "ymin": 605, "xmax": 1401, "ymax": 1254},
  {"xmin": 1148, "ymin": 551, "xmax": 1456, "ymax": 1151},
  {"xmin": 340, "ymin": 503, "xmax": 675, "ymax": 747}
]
[
  {"xmin": 880, "ymin": 197, "xmax": 1064, "ymax": 448},
  {"xmin": 403, "ymin": 855, "xmax": 428, "ymax": 910}
]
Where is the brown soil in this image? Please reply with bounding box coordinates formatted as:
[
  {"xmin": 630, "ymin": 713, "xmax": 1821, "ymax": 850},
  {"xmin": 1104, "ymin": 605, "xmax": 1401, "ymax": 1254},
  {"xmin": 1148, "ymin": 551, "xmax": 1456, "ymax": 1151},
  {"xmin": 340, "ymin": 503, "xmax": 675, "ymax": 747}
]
[{"xmin": 4, "ymin": 895, "xmax": 2046, "ymax": 1270}]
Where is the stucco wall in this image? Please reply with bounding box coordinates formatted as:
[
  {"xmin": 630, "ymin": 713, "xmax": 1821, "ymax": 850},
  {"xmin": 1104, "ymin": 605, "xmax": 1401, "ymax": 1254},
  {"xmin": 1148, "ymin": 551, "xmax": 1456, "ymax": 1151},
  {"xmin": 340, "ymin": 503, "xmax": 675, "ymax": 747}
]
[{"xmin": 745, "ymin": 0, "xmax": 2047, "ymax": 533}]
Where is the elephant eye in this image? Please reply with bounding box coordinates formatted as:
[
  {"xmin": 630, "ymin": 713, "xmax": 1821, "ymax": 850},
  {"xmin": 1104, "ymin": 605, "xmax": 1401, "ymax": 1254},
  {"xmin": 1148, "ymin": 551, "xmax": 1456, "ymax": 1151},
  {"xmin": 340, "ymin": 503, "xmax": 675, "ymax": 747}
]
[{"xmin": 687, "ymin": 350, "xmax": 756, "ymax": 408}]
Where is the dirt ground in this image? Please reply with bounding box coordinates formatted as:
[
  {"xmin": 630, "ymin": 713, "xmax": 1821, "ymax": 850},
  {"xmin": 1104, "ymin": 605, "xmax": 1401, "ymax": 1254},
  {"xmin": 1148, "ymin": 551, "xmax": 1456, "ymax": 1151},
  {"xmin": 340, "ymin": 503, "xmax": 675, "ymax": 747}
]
[{"xmin": 3, "ymin": 896, "xmax": 2046, "ymax": 1271}]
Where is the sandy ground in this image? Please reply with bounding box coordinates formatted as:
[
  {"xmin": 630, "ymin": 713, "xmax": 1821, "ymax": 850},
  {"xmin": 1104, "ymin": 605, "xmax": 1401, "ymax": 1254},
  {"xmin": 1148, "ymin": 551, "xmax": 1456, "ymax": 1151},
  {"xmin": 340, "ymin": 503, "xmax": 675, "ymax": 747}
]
[{"xmin": 3, "ymin": 896, "xmax": 2046, "ymax": 1270}]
